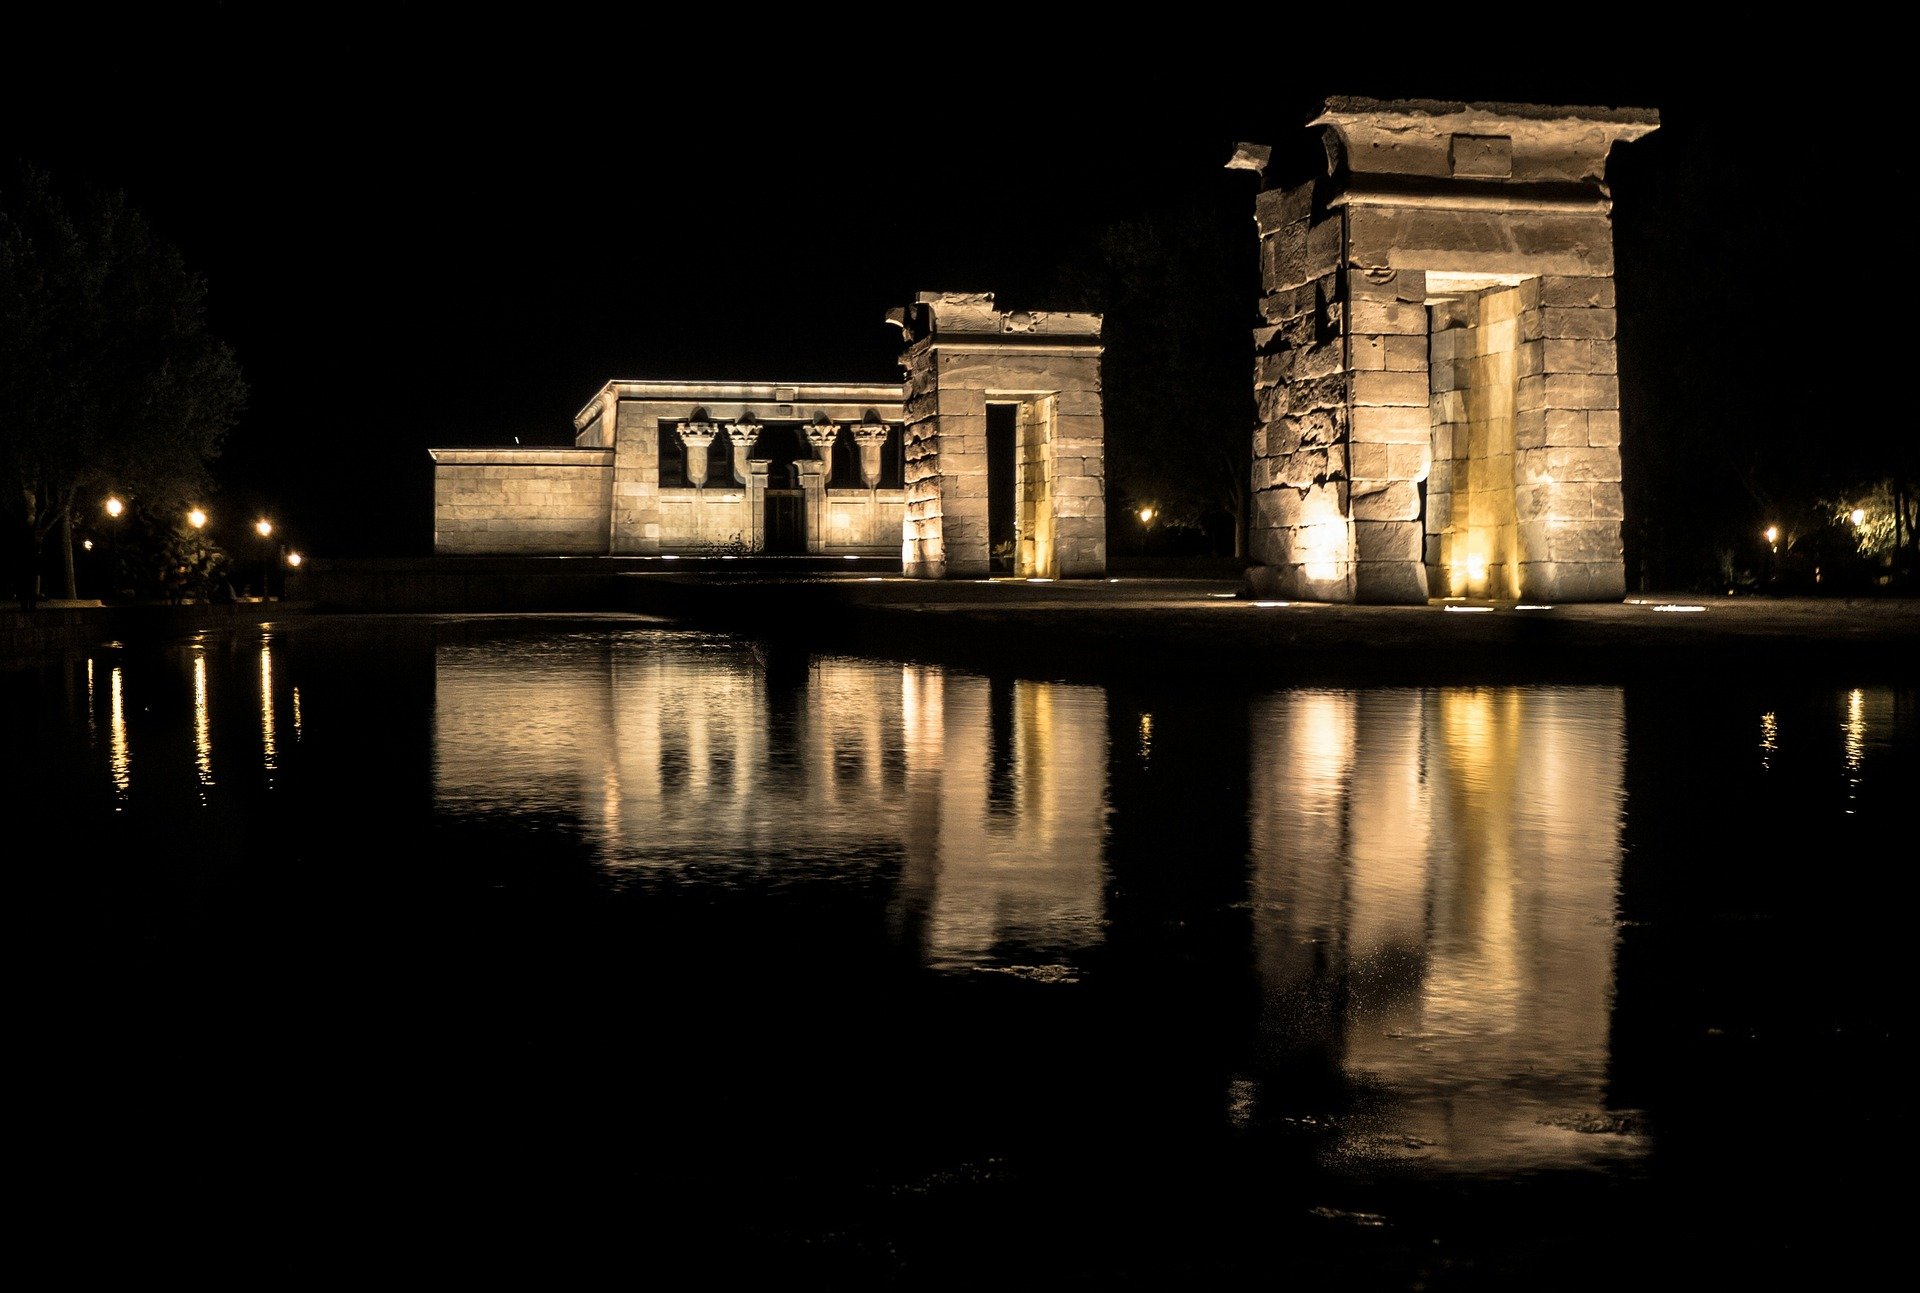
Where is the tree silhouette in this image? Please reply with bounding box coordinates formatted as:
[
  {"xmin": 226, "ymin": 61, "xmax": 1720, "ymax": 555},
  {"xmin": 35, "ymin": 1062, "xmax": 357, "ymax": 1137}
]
[
  {"xmin": 1047, "ymin": 195, "xmax": 1260, "ymax": 558},
  {"xmin": 2, "ymin": 163, "xmax": 246, "ymax": 603}
]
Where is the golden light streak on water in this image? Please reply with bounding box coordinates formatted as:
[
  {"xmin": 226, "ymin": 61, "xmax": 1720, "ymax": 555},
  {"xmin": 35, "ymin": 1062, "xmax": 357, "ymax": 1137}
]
[
  {"xmin": 1843, "ymin": 688, "xmax": 1865, "ymax": 812},
  {"xmin": 1759, "ymin": 711, "xmax": 1778, "ymax": 772},
  {"xmin": 261, "ymin": 640, "xmax": 278, "ymax": 776},
  {"xmin": 109, "ymin": 665, "xmax": 131, "ymax": 800},
  {"xmin": 194, "ymin": 650, "xmax": 214, "ymax": 791}
]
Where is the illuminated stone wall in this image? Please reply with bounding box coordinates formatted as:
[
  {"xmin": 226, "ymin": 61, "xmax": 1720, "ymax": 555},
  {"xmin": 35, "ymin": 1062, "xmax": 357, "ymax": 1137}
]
[
  {"xmin": 429, "ymin": 381, "xmax": 904, "ymax": 555},
  {"xmin": 894, "ymin": 292, "xmax": 1105, "ymax": 579},
  {"xmin": 428, "ymin": 448, "xmax": 614, "ymax": 554},
  {"xmin": 1246, "ymin": 99, "xmax": 1656, "ymax": 603}
]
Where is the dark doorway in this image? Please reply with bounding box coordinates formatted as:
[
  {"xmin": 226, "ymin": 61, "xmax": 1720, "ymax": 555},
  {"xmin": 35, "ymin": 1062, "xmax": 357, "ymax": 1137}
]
[
  {"xmin": 987, "ymin": 403, "xmax": 1016, "ymax": 573},
  {"xmin": 764, "ymin": 491, "xmax": 805, "ymax": 554}
]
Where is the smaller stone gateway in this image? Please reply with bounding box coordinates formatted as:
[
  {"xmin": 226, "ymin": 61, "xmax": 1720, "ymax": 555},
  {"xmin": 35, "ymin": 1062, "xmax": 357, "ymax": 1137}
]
[
  {"xmin": 1241, "ymin": 98, "xmax": 1660, "ymax": 603},
  {"xmin": 428, "ymin": 292, "xmax": 1106, "ymax": 578}
]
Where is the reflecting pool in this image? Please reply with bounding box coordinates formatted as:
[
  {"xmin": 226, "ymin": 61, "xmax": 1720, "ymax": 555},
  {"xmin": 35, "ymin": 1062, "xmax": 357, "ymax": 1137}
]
[{"xmin": 11, "ymin": 615, "xmax": 1912, "ymax": 1286}]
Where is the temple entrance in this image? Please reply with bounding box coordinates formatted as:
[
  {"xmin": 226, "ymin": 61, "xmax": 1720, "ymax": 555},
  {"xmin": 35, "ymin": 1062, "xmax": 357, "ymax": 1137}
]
[
  {"xmin": 987, "ymin": 403, "xmax": 1017, "ymax": 573},
  {"xmin": 764, "ymin": 489, "xmax": 805, "ymax": 554}
]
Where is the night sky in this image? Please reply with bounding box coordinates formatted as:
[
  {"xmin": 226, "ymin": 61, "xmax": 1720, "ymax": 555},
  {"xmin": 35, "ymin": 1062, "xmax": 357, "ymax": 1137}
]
[{"xmin": 6, "ymin": 11, "xmax": 1895, "ymax": 569}]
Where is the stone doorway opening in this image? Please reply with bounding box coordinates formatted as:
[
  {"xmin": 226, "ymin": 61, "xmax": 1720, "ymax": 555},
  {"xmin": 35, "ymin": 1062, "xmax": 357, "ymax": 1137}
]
[{"xmin": 987, "ymin": 403, "xmax": 1018, "ymax": 573}]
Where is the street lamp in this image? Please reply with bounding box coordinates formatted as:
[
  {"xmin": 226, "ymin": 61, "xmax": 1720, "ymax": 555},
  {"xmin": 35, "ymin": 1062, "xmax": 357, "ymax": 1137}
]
[
  {"xmin": 188, "ymin": 508, "xmax": 207, "ymax": 530},
  {"xmin": 103, "ymin": 496, "xmax": 125, "ymax": 601},
  {"xmin": 1851, "ymin": 508, "xmax": 1866, "ymax": 527},
  {"xmin": 255, "ymin": 518, "xmax": 274, "ymax": 600}
]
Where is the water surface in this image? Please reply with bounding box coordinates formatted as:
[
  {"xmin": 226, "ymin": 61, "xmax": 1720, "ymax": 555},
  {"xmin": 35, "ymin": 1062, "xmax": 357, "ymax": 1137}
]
[{"xmin": 12, "ymin": 615, "xmax": 1910, "ymax": 1285}]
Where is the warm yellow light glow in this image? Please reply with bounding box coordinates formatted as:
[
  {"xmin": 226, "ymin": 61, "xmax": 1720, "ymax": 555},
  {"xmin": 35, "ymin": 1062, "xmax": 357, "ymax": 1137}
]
[
  {"xmin": 256, "ymin": 518, "xmax": 273, "ymax": 538},
  {"xmin": 1300, "ymin": 517, "xmax": 1346, "ymax": 583},
  {"xmin": 105, "ymin": 496, "xmax": 124, "ymax": 518},
  {"xmin": 261, "ymin": 641, "xmax": 277, "ymax": 774},
  {"xmin": 285, "ymin": 551, "xmax": 303, "ymax": 568},
  {"xmin": 1138, "ymin": 507, "xmax": 1155, "ymax": 525},
  {"xmin": 193, "ymin": 651, "xmax": 213, "ymax": 789},
  {"xmin": 82, "ymin": 539, "xmax": 93, "ymax": 551},
  {"xmin": 1764, "ymin": 525, "xmax": 1778, "ymax": 545},
  {"xmin": 109, "ymin": 665, "xmax": 130, "ymax": 797},
  {"xmin": 1464, "ymin": 552, "xmax": 1489, "ymax": 585},
  {"xmin": 188, "ymin": 508, "xmax": 208, "ymax": 529},
  {"xmin": 1850, "ymin": 508, "xmax": 1866, "ymax": 526}
]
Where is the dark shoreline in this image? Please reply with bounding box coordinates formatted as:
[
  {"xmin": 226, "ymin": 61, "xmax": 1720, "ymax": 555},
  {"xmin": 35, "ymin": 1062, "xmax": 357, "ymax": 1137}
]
[{"xmin": 8, "ymin": 571, "xmax": 1919, "ymax": 688}]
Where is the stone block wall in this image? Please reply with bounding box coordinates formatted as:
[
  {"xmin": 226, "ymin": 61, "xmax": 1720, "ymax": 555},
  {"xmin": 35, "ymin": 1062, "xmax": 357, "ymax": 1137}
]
[
  {"xmin": 430, "ymin": 449, "xmax": 614, "ymax": 554},
  {"xmin": 896, "ymin": 292, "xmax": 1105, "ymax": 580},
  {"xmin": 1245, "ymin": 98, "xmax": 1655, "ymax": 603}
]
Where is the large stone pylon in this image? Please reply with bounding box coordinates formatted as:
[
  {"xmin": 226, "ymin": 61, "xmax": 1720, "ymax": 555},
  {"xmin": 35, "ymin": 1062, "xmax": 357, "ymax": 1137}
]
[{"xmin": 1243, "ymin": 98, "xmax": 1659, "ymax": 603}]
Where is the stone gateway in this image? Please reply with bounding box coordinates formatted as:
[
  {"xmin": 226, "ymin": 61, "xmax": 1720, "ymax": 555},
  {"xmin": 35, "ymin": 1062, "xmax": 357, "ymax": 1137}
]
[{"xmin": 1240, "ymin": 98, "xmax": 1659, "ymax": 603}]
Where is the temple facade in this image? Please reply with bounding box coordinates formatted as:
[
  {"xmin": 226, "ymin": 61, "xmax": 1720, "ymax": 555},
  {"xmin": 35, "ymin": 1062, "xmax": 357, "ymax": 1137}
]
[
  {"xmin": 429, "ymin": 293, "xmax": 1106, "ymax": 578},
  {"xmin": 1241, "ymin": 98, "xmax": 1659, "ymax": 603}
]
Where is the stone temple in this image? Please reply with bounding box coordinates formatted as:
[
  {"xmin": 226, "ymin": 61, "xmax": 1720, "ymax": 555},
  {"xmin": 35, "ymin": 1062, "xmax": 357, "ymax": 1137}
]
[
  {"xmin": 429, "ymin": 292, "xmax": 1105, "ymax": 580},
  {"xmin": 431, "ymin": 97, "xmax": 1658, "ymax": 598},
  {"xmin": 1240, "ymin": 98, "xmax": 1658, "ymax": 603}
]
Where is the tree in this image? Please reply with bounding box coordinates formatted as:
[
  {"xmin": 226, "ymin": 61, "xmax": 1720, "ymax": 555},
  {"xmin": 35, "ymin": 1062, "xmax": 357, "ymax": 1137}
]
[
  {"xmin": 1046, "ymin": 196, "xmax": 1260, "ymax": 559},
  {"xmin": 1, "ymin": 163, "xmax": 245, "ymax": 603}
]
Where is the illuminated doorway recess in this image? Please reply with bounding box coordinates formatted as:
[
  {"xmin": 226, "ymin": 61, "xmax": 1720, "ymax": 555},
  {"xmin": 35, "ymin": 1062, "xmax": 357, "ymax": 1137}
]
[
  {"xmin": 889, "ymin": 293, "xmax": 1106, "ymax": 580},
  {"xmin": 1236, "ymin": 99, "xmax": 1659, "ymax": 603}
]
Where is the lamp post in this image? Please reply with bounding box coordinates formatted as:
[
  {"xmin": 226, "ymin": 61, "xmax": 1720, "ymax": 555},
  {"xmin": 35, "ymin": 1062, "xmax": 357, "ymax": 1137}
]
[
  {"xmin": 255, "ymin": 518, "xmax": 275, "ymax": 600},
  {"xmin": 1765, "ymin": 525, "xmax": 1779, "ymax": 588},
  {"xmin": 103, "ymin": 496, "xmax": 124, "ymax": 601}
]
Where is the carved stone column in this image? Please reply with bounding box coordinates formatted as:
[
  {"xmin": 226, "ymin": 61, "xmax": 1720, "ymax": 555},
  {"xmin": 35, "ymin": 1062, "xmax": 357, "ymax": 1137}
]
[
  {"xmin": 806, "ymin": 421, "xmax": 840, "ymax": 485},
  {"xmin": 676, "ymin": 420, "xmax": 718, "ymax": 488},
  {"xmin": 852, "ymin": 422, "xmax": 890, "ymax": 489},
  {"xmin": 730, "ymin": 416, "xmax": 759, "ymax": 486}
]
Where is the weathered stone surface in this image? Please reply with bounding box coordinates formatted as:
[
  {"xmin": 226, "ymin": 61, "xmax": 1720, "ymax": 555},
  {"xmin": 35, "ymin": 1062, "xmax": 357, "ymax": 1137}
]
[
  {"xmin": 1255, "ymin": 184, "xmax": 1314, "ymax": 235},
  {"xmin": 1539, "ymin": 275, "xmax": 1616, "ymax": 309},
  {"xmin": 1541, "ymin": 339, "xmax": 1597, "ymax": 374},
  {"xmin": 1351, "ymin": 479, "xmax": 1423, "ymax": 521},
  {"xmin": 1523, "ymin": 306, "xmax": 1617, "ymax": 341},
  {"xmin": 1545, "ymin": 408, "xmax": 1588, "ymax": 447},
  {"xmin": 1354, "ymin": 558, "xmax": 1430, "ymax": 604},
  {"xmin": 1353, "ymin": 370, "xmax": 1430, "ymax": 408},
  {"xmin": 1544, "ymin": 373, "xmax": 1620, "ymax": 410},
  {"xmin": 1546, "ymin": 447, "xmax": 1621, "ymax": 482},
  {"xmin": 1349, "ymin": 298, "xmax": 1428, "ymax": 336},
  {"xmin": 1354, "ymin": 520, "xmax": 1424, "ymax": 562},
  {"xmin": 1347, "ymin": 206, "xmax": 1617, "ymax": 278},
  {"xmin": 1350, "ymin": 403, "xmax": 1432, "ymax": 445},
  {"xmin": 1586, "ymin": 409, "xmax": 1622, "ymax": 446},
  {"xmin": 1384, "ymin": 334, "xmax": 1428, "ymax": 372}
]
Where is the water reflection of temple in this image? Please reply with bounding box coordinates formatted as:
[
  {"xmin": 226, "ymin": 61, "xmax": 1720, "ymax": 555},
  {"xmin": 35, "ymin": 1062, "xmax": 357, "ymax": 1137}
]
[
  {"xmin": 1248, "ymin": 687, "xmax": 1637, "ymax": 1170},
  {"xmin": 430, "ymin": 634, "xmax": 1107, "ymax": 973}
]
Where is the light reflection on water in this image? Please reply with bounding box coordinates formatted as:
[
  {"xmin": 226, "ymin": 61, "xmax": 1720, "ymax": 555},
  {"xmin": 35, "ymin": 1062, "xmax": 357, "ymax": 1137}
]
[
  {"xmin": 24, "ymin": 619, "xmax": 1914, "ymax": 1212},
  {"xmin": 1248, "ymin": 687, "xmax": 1631, "ymax": 1170},
  {"xmin": 433, "ymin": 636, "xmax": 1109, "ymax": 977}
]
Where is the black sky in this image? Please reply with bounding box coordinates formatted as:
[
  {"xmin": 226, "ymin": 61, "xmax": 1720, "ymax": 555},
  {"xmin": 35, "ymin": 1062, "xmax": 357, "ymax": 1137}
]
[{"xmin": 5, "ymin": 9, "xmax": 1894, "ymax": 563}]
